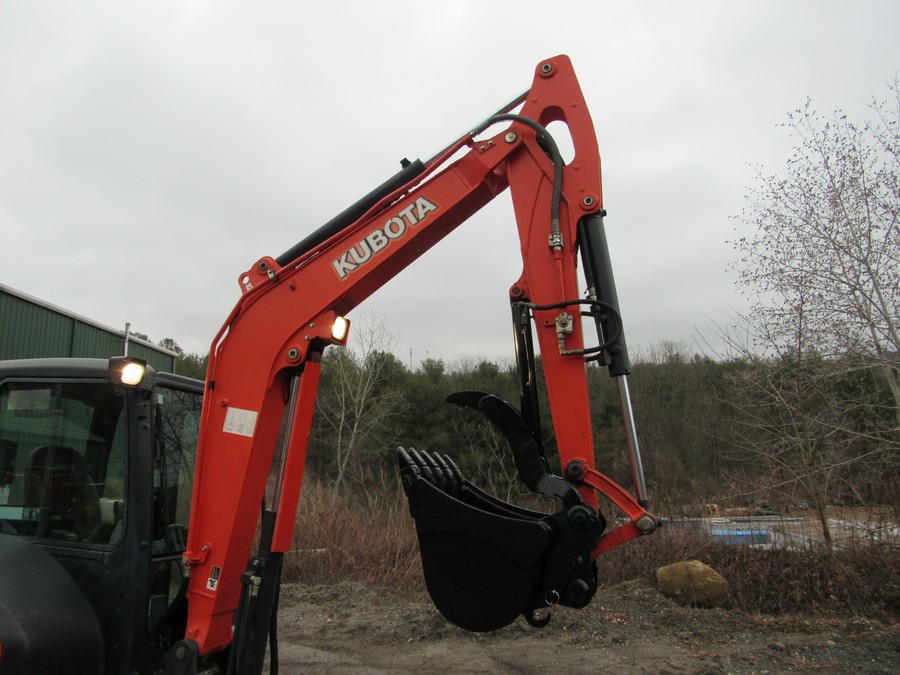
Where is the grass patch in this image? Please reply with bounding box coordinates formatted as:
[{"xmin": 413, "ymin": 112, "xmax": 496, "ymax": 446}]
[{"xmin": 283, "ymin": 479, "xmax": 425, "ymax": 594}]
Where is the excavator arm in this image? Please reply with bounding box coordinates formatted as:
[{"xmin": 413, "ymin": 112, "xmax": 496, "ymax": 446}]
[{"xmin": 169, "ymin": 55, "xmax": 657, "ymax": 673}]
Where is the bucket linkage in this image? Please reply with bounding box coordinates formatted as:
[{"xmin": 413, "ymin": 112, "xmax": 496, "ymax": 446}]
[{"xmin": 397, "ymin": 391, "xmax": 605, "ymax": 632}]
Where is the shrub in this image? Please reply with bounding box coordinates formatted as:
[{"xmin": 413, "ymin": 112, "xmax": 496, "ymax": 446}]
[{"xmin": 595, "ymin": 521, "xmax": 899, "ymax": 617}]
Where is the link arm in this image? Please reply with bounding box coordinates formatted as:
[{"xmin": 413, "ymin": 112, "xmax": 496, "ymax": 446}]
[{"xmin": 564, "ymin": 458, "xmax": 659, "ymax": 557}]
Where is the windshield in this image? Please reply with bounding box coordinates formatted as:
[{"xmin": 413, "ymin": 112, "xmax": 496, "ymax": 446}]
[{"xmin": 0, "ymin": 380, "xmax": 127, "ymax": 545}]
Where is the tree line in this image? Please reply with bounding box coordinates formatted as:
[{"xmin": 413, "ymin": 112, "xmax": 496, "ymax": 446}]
[{"xmin": 304, "ymin": 331, "xmax": 897, "ymax": 525}]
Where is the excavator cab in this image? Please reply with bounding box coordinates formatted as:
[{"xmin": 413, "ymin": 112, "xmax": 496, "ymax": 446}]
[{"xmin": 0, "ymin": 358, "xmax": 204, "ymax": 674}]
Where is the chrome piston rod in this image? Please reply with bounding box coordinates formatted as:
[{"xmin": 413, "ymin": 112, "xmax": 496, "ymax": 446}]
[{"xmin": 616, "ymin": 374, "xmax": 649, "ymax": 507}]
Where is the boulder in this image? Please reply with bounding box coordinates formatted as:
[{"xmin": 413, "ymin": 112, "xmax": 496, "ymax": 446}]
[{"xmin": 656, "ymin": 560, "xmax": 729, "ymax": 608}]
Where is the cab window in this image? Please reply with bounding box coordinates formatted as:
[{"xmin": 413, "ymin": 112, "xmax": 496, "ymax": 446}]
[
  {"xmin": 0, "ymin": 381, "xmax": 127, "ymax": 546},
  {"xmin": 147, "ymin": 385, "xmax": 202, "ymax": 632}
]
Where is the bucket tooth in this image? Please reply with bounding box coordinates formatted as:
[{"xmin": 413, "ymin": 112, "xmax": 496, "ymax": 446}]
[{"xmin": 430, "ymin": 453, "xmax": 460, "ymax": 497}]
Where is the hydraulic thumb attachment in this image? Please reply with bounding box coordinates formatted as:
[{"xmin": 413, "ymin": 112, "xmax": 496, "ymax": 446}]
[{"xmin": 398, "ymin": 393, "xmax": 605, "ymax": 633}]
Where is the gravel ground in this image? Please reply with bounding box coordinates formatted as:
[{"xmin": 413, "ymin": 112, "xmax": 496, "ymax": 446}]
[{"xmin": 271, "ymin": 579, "xmax": 899, "ymax": 674}]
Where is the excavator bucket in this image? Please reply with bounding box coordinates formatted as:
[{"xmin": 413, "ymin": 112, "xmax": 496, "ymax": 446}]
[{"xmin": 398, "ymin": 392, "xmax": 605, "ymax": 632}]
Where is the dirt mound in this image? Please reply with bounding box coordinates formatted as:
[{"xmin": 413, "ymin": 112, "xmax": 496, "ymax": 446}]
[{"xmin": 274, "ymin": 579, "xmax": 898, "ymax": 673}]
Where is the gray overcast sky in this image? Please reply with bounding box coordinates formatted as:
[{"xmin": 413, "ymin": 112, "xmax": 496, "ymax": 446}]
[{"xmin": 2, "ymin": 1, "xmax": 898, "ymax": 366}]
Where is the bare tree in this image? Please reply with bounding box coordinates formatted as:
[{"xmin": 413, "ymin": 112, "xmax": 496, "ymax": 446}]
[
  {"xmin": 722, "ymin": 337, "xmax": 889, "ymax": 549},
  {"xmin": 725, "ymin": 82, "xmax": 900, "ymax": 542},
  {"xmin": 315, "ymin": 313, "xmax": 408, "ymax": 495},
  {"xmin": 732, "ymin": 82, "xmax": 899, "ymax": 414}
]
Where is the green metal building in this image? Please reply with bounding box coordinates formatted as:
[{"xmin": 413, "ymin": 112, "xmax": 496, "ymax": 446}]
[{"xmin": 0, "ymin": 283, "xmax": 176, "ymax": 373}]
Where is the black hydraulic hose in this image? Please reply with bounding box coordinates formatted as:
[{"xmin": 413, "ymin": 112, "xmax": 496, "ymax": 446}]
[
  {"xmin": 518, "ymin": 299, "xmax": 623, "ymax": 357},
  {"xmin": 477, "ymin": 113, "xmax": 565, "ymax": 247}
]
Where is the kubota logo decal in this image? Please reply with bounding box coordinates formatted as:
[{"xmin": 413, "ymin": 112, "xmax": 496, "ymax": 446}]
[{"xmin": 332, "ymin": 197, "xmax": 439, "ymax": 279}]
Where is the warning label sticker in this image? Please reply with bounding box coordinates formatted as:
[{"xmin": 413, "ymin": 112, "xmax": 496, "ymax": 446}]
[
  {"xmin": 223, "ymin": 407, "xmax": 258, "ymax": 438},
  {"xmin": 207, "ymin": 565, "xmax": 222, "ymax": 591}
]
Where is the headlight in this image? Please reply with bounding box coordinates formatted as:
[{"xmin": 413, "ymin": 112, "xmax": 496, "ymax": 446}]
[
  {"xmin": 120, "ymin": 361, "xmax": 146, "ymax": 385},
  {"xmin": 109, "ymin": 356, "xmax": 147, "ymax": 386},
  {"xmin": 331, "ymin": 315, "xmax": 349, "ymax": 343}
]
